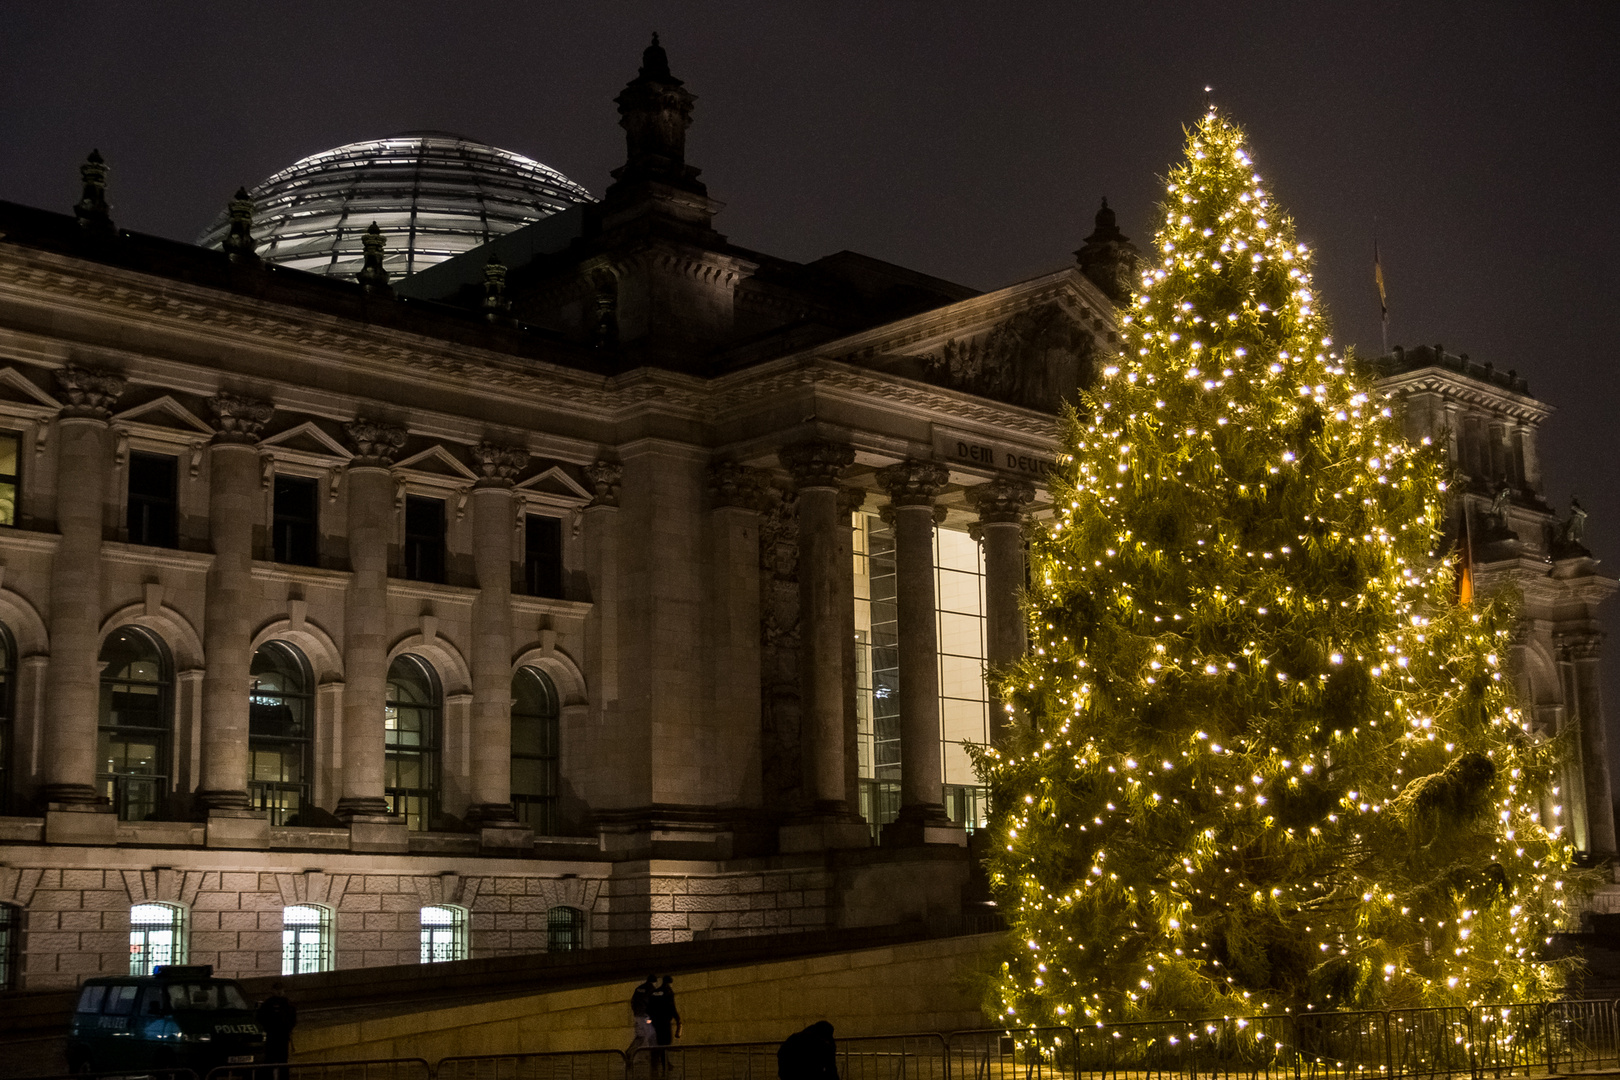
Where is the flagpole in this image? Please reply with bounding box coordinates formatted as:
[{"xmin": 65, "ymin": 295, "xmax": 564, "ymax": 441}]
[{"xmin": 1374, "ymin": 233, "xmax": 1390, "ymax": 356}]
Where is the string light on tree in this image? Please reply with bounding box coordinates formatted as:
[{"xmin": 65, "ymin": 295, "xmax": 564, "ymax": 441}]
[{"xmin": 973, "ymin": 108, "xmax": 1591, "ymax": 1028}]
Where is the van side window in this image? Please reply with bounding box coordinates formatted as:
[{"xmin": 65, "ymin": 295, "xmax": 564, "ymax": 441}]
[
  {"xmin": 106, "ymin": 985, "xmax": 138, "ymax": 1015},
  {"xmin": 140, "ymin": 987, "xmax": 165, "ymax": 1016},
  {"xmin": 76, "ymin": 985, "xmax": 107, "ymax": 1013}
]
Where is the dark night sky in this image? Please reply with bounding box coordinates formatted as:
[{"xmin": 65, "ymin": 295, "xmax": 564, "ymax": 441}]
[{"xmin": 4, "ymin": 2, "xmax": 1620, "ymax": 751}]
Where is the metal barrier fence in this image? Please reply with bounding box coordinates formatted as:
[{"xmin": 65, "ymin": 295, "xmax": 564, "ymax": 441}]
[
  {"xmin": 205, "ymin": 1057, "xmax": 432, "ymax": 1080},
  {"xmin": 25, "ymin": 1002, "xmax": 1620, "ymax": 1080}
]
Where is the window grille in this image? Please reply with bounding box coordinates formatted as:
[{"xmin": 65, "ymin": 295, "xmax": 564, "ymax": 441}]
[
  {"xmin": 385, "ymin": 655, "xmax": 441, "ymax": 831},
  {"xmin": 129, "ymin": 903, "xmax": 186, "ymax": 976},
  {"xmin": 546, "ymin": 906, "xmax": 584, "ymax": 952},
  {"xmin": 249, "ymin": 642, "xmax": 314, "ymax": 825},
  {"xmin": 420, "ymin": 905, "xmax": 468, "ymax": 963},
  {"xmin": 127, "ymin": 452, "xmax": 179, "ymax": 548},
  {"xmin": 282, "ymin": 905, "xmax": 331, "ymax": 975},
  {"xmin": 0, "ymin": 431, "xmax": 19, "ymax": 528},
  {"xmin": 403, "ymin": 495, "xmax": 446, "ymax": 582},
  {"xmin": 272, "ymin": 474, "xmax": 320, "ymax": 566},
  {"xmin": 0, "ymin": 903, "xmax": 19, "ymax": 990},
  {"xmin": 98, "ymin": 628, "xmax": 173, "ymax": 822},
  {"xmin": 524, "ymin": 514, "xmax": 564, "ymax": 597}
]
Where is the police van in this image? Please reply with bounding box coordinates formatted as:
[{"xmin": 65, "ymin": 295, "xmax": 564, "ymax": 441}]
[{"xmin": 66, "ymin": 965, "xmax": 265, "ymax": 1073}]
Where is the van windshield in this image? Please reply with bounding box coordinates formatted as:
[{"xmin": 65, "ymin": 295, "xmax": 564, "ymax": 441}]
[{"xmin": 165, "ymin": 983, "xmax": 250, "ymax": 1011}]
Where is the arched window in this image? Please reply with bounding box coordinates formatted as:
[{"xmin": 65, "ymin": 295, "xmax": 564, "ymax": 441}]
[
  {"xmin": 98, "ymin": 628, "xmax": 173, "ymax": 821},
  {"xmin": 420, "ymin": 905, "xmax": 468, "ymax": 963},
  {"xmin": 282, "ymin": 905, "xmax": 331, "ymax": 974},
  {"xmin": 385, "ymin": 655, "xmax": 440, "ymax": 832},
  {"xmin": 249, "ymin": 641, "xmax": 313, "ymax": 825},
  {"xmin": 0, "ymin": 622, "xmax": 14, "ymax": 814},
  {"xmin": 546, "ymin": 906, "xmax": 584, "ymax": 952},
  {"xmin": 129, "ymin": 903, "xmax": 186, "ymax": 976},
  {"xmin": 0, "ymin": 902, "xmax": 19, "ymax": 990},
  {"xmin": 511, "ymin": 667, "xmax": 560, "ymax": 834}
]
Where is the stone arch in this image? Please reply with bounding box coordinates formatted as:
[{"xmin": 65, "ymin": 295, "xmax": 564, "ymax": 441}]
[
  {"xmin": 387, "ymin": 633, "xmax": 471, "ymax": 696},
  {"xmin": 0, "ymin": 588, "xmax": 48, "ymax": 658},
  {"xmin": 511, "ymin": 644, "xmax": 587, "ymax": 707},
  {"xmin": 252, "ymin": 618, "xmax": 343, "ymax": 683},
  {"xmin": 99, "ymin": 604, "xmax": 204, "ymax": 672}
]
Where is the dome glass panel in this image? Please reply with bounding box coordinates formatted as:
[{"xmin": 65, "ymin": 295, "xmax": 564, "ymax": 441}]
[{"xmin": 199, "ymin": 132, "xmax": 593, "ymax": 280}]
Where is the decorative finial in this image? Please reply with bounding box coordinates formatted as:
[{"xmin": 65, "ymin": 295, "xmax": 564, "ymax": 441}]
[
  {"xmin": 1075, "ymin": 197, "xmax": 1139, "ymax": 305},
  {"xmin": 75, "ymin": 149, "xmax": 114, "ymax": 236},
  {"xmin": 482, "ymin": 256, "xmax": 510, "ymax": 321},
  {"xmin": 223, "ymin": 186, "xmax": 258, "ymax": 262},
  {"xmin": 610, "ymin": 32, "xmax": 704, "ymax": 197},
  {"xmin": 639, "ymin": 31, "xmax": 672, "ymax": 80},
  {"xmin": 357, "ymin": 222, "xmax": 391, "ymax": 294}
]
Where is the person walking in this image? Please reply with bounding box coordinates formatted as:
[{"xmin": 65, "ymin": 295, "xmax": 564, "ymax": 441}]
[
  {"xmin": 777, "ymin": 1021, "xmax": 838, "ymax": 1080},
  {"xmin": 255, "ymin": 981, "xmax": 297, "ymax": 1079},
  {"xmin": 647, "ymin": 975, "xmax": 682, "ymax": 1075},
  {"xmin": 628, "ymin": 974, "xmax": 657, "ymax": 1057}
]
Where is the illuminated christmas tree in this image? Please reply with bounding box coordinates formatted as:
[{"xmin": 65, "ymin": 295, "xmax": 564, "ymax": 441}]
[{"xmin": 978, "ymin": 110, "xmax": 1585, "ymax": 1028}]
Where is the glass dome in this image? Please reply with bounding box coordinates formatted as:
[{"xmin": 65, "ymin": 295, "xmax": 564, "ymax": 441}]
[{"xmin": 198, "ymin": 132, "xmax": 593, "ymax": 280}]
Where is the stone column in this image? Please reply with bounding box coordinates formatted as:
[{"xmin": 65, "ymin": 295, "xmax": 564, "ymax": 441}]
[
  {"xmin": 970, "ymin": 478, "xmax": 1034, "ymax": 745},
  {"xmin": 466, "ymin": 441, "xmax": 528, "ymax": 832},
  {"xmin": 196, "ymin": 394, "xmax": 274, "ymax": 814},
  {"xmin": 707, "ymin": 463, "xmax": 768, "ymax": 811},
  {"xmin": 336, "ymin": 420, "xmax": 405, "ymax": 822},
  {"xmin": 1557, "ymin": 630, "xmax": 1617, "ymax": 857},
  {"xmin": 838, "ymin": 486, "xmax": 867, "ymax": 814},
  {"xmin": 876, "ymin": 459, "xmax": 960, "ymax": 845},
  {"xmin": 779, "ymin": 441, "xmax": 856, "ymax": 818},
  {"xmin": 579, "ymin": 461, "xmax": 623, "ymax": 815},
  {"xmin": 41, "ymin": 367, "xmax": 123, "ymax": 808}
]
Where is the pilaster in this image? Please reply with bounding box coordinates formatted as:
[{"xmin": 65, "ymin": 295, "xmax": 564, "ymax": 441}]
[{"xmin": 1557, "ymin": 629, "xmax": 1617, "ymax": 857}]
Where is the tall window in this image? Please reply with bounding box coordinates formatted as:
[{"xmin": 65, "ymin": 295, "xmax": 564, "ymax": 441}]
[
  {"xmin": 420, "ymin": 905, "xmax": 468, "ymax": 963},
  {"xmin": 385, "ymin": 655, "xmax": 440, "ymax": 831},
  {"xmin": 129, "ymin": 903, "xmax": 186, "ymax": 976},
  {"xmin": 511, "ymin": 667, "xmax": 560, "ymax": 834},
  {"xmin": 524, "ymin": 514, "xmax": 563, "ymax": 598},
  {"xmin": 935, "ymin": 527, "xmax": 990, "ymax": 831},
  {"xmin": 98, "ymin": 628, "xmax": 172, "ymax": 821},
  {"xmin": 249, "ymin": 642, "xmax": 313, "ymax": 825},
  {"xmin": 852, "ymin": 513, "xmax": 901, "ymax": 833},
  {"xmin": 0, "ymin": 623, "xmax": 13, "ymax": 813},
  {"xmin": 127, "ymin": 451, "xmax": 179, "ymax": 548},
  {"xmin": 0, "ymin": 903, "xmax": 19, "ymax": 990},
  {"xmin": 0, "ymin": 431, "xmax": 20, "ymax": 527},
  {"xmin": 403, "ymin": 495, "xmax": 445, "ymax": 582},
  {"xmin": 546, "ymin": 906, "xmax": 584, "ymax": 952},
  {"xmin": 281, "ymin": 905, "xmax": 331, "ymax": 975},
  {"xmin": 272, "ymin": 474, "xmax": 319, "ymax": 566}
]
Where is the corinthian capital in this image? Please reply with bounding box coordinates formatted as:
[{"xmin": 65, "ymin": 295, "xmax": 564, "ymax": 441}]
[
  {"xmin": 55, "ymin": 365, "xmax": 125, "ymax": 420},
  {"xmin": 585, "ymin": 460, "xmax": 622, "ymax": 507},
  {"xmin": 876, "ymin": 459, "xmax": 950, "ymax": 507},
  {"xmin": 344, "ymin": 419, "xmax": 407, "ymax": 467},
  {"xmin": 969, "ymin": 477, "xmax": 1036, "ymax": 524},
  {"xmin": 210, "ymin": 393, "xmax": 274, "ymax": 444},
  {"xmin": 1556, "ymin": 630, "xmax": 1604, "ymax": 662},
  {"xmin": 473, "ymin": 441, "xmax": 528, "ymax": 488},
  {"xmin": 708, "ymin": 462, "xmax": 770, "ymax": 511},
  {"xmin": 778, "ymin": 440, "xmax": 855, "ymax": 489}
]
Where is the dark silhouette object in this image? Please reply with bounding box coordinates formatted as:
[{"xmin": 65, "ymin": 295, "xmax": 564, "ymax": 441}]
[
  {"xmin": 224, "ymin": 187, "xmax": 259, "ymax": 263},
  {"xmin": 778, "ymin": 1020, "xmax": 839, "ymax": 1080},
  {"xmin": 627, "ymin": 974, "xmax": 656, "ymax": 1054},
  {"xmin": 75, "ymin": 150, "xmax": 114, "ymax": 236},
  {"xmin": 358, "ymin": 222, "xmax": 391, "ymax": 295},
  {"xmin": 1074, "ymin": 198, "xmax": 1140, "ymax": 305},
  {"xmin": 256, "ymin": 981, "xmax": 297, "ymax": 1076},
  {"xmin": 648, "ymin": 974, "xmax": 682, "ymax": 1073}
]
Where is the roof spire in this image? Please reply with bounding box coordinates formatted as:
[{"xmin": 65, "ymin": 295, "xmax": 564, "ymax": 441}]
[
  {"xmin": 1074, "ymin": 197, "xmax": 1140, "ymax": 305},
  {"xmin": 609, "ymin": 32, "xmax": 705, "ymax": 198},
  {"xmin": 75, "ymin": 149, "xmax": 114, "ymax": 236}
]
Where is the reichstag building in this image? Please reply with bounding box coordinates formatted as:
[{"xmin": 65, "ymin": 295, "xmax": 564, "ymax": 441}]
[{"xmin": 0, "ymin": 38, "xmax": 1609, "ymax": 989}]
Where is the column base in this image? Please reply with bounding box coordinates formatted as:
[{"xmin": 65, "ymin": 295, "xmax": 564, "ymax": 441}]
[
  {"xmin": 882, "ymin": 803, "xmax": 966, "ymax": 847},
  {"xmin": 205, "ymin": 808, "xmax": 270, "ymax": 850},
  {"xmin": 346, "ymin": 813, "xmax": 408, "ymax": 853},
  {"xmin": 40, "ymin": 783, "xmax": 101, "ymax": 807},
  {"xmin": 480, "ymin": 824, "xmax": 536, "ymax": 852},
  {"xmin": 194, "ymin": 789, "xmax": 253, "ymax": 813},
  {"xmin": 45, "ymin": 805, "xmax": 117, "ymax": 845},
  {"xmin": 780, "ymin": 820, "xmax": 872, "ymax": 853},
  {"xmin": 335, "ymin": 796, "xmax": 392, "ymax": 821}
]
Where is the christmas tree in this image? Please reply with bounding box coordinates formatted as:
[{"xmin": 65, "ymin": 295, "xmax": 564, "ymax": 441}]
[{"xmin": 978, "ymin": 110, "xmax": 1585, "ymax": 1029}]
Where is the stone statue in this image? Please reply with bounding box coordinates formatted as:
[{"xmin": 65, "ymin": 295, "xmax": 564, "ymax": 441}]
[
  {"xmin": 1562, "ymin": 497, "xmax": 1588, "ymax": 546},
  {"xmin": 1490, "ymin": 483, "xmax": 1512, "ymax": 526}
]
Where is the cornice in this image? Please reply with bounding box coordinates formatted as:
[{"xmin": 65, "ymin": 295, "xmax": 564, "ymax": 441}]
[
  {"xmin": 509, "ymin": 595, "xmax": 593, "ymax": 621},
  {"xmin": 1377, "ymin": 367, "xmax": 1552, "ymax": 423},
  {"xmin": 102, "ymin": 541, "xmax": 214, "ymax": 572},
  {"xmin": 0, "ymin": 527, "xmax": 60, "ymax": 554}
]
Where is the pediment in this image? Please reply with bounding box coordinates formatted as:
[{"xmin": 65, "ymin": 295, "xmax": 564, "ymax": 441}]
[
  {"xmin": 515, "ymin": 465, "xmax": 592, "ymax": 502},
  {"xmin": 393, "ymin": 444, "xmax": 479, "ymax": 481},
  {"xmin": 258, "ymin": 421, "xmax": 353, "ymax": 460},
  {"xmin": 113, "ymin": 395, "xmax": 215, "ymax": 436},
  {"xmin": 0, "ymin": 366, "xmax": 61, "ymax": 413},
  {"xmin": 817, "ymin": 269, "xmax": 1118, "ymax": 412}
]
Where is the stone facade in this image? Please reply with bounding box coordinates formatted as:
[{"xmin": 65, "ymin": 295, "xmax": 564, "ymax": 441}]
[{"xmin": 0, "ymin": 41, "xmax": 1609, "ymax": 991}]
